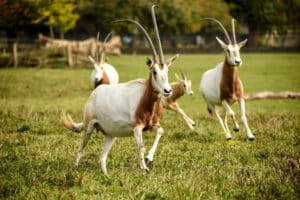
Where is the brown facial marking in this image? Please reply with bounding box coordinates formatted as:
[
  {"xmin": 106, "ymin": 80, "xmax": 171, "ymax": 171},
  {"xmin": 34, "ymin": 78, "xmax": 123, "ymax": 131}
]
[
  {"xmin": 94, "ymin": 70, "xmax": 110, "ymax": 88},
  {"xmin": 220, "ymin": 57, "xmax": 244, "ymax": 102}
]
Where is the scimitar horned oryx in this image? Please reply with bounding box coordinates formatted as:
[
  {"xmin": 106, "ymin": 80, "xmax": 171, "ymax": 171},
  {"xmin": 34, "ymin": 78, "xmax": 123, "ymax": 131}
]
[
  {"xmin": 89, "ymin": 31, "xmax": 119, "ymax": 88},
  {"xmin": 62, "ymin": 5, "xmax": 179, "ymax": 174},
  {"xmin": 199, "ymin": 18, "xmax": 255, "ymax": 141}
]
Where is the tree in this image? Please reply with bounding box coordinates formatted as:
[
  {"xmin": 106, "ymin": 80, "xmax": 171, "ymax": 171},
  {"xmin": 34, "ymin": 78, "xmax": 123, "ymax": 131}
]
[
  {"xmin": 225, "ymin": 0, "xmax": 300, "ymax": 47},
  {"xmin": 0, "ymin": 0, "xmax": 38, "ymax": 49},
  {"xmin": 33, "ymin": 0, "xmax": 79, "ymax": 38}
]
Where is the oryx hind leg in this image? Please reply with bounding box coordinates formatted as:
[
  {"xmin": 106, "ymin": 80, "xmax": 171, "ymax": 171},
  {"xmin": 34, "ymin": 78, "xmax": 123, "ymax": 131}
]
[
  {"xmin": 75, "ymin": 119, "xmax": 98, "ymax": 167},
  {"xmin": 221, "ymin": 100, "xmax": 239, "ymax": 132},
  {"xmin": 99, "ymin": 135, "xmax": 116, "ymax": 175}
]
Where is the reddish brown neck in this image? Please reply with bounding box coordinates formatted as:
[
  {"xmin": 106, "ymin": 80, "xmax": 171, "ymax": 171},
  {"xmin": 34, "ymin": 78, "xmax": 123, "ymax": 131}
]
[
  {"xmin": 220, "ymin": 57, "xmax": 243, "ymax": 101},
  {"xmin": 135, "ymin": 73, "xmax": 162, "ymax": 127},
  {"xmin": 94, "ymin": 70, "xmax": 110, "ymax": 88},
  {"xmin": 170, "ymin": 81, "xmax": 185, "ymax": 101}
]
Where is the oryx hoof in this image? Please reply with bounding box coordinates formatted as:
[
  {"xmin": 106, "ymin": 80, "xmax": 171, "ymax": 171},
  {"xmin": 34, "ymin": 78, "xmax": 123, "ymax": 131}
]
[
  {"xmin": 233, "ymin": 128, "xmax": 239, "ymax": 132},
  {"xmin": 145, "ymin": 158, "xmax": 152, "ymax": 168},
  {"xmin": 248, "ymin": 137, "xmax": 255, "ymax": 141},
  {"xmin": 226, "ymin": 137, "xmax": 232, "ymax": 141}
]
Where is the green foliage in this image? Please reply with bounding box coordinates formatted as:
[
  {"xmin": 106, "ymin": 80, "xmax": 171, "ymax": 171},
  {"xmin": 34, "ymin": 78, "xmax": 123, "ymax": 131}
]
[
  {"xmin": 0, "ymin": 0, "xmax": 38, "ymax": 27},
  {"xmin": 0, "ymin": 54, "xmax": 299, "ymax": 199},
  {"xmin": 33, "ymin": 0, "xmax": 79, "ymax": 36}
]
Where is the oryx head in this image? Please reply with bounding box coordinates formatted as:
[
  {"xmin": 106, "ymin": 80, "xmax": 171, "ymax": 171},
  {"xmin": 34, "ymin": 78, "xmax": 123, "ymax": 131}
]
[
  {"xmin": 202, "ymin": 18, "xmax": 248, "ymax": 67},
  {"xmin": 175, "ymin": 72, "xmax": 193, "ymax": 96},
  {"xmin": 114, "ymin": 5, "xmax": 178, "ymax": 97},
  {"xmin": 89, "ymin": 32, "xmax": 113, "ymax": 82}
]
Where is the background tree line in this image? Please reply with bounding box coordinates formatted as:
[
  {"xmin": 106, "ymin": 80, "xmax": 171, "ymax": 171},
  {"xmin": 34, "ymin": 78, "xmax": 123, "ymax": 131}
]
[{"xmin": 0, "ymin": 0, "xmax": 299, "ymax": 50}]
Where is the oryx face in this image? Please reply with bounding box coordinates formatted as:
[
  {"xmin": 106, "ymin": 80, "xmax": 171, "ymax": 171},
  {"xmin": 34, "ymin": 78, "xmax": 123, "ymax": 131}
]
[
  {"xmin": 183, "ymin": 78, "xmax": 193, "ymax": 96},
  {"xmin": 151, "ymin": 63, "xmax": 172, "ymax": 96},
  {"xmin": 225, "ymin": 44, "xmax": 242, "ymax": 67},
  {"xmin": 94, "ymin": 65, "xmax": 104, "ymax": 82},
  {"xmin": 216, "ymin": 37, "xmax": 248, "ymax": 67},
  {"xmin": 147, "ymin": 54, "xmax": 178, "ymax": 97}
]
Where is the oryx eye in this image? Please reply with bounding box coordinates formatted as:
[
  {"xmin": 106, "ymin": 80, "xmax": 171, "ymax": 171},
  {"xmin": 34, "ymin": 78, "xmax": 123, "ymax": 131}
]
[
  {"xmin": 226, "ymin": 49, "xmax": 230, "ymax": 54},
  {"xmin": 183, "ymin": 83, "xmax": 186, "ymax": 88},
  {"xmin": 153, "ymin": 70, "xmax": 157, "ymax": 75}
]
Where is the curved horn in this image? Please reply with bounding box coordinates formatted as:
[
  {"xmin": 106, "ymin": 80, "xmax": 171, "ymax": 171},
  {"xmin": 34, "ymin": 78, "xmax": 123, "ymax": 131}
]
[
  {"xmin": 113, "ymin": 19, "xmax": 158, "ymax": 62},
  {"xmin": 103, "ymin": 31, "xmax": 113, "ymax": 43},
  {"xmin": 151, "ymin": 5, "xmax": 164, "ymax": 63},
  {"xmin": 96, "ymin": 32, "xmax": 100, "ymax": 63},
  {"xmin": 231, "ymin": 18, "xmax": 237, "ymax": 44},
  {"xmin": 200, "ymin": 18, "xmax": 232, "ymax": 44}
]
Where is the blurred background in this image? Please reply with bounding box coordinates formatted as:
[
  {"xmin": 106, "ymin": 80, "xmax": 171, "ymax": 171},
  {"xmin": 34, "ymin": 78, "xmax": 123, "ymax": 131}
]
[{"xmin": 0, "ymin": 0, "xmax": 299, "ymax": 67}]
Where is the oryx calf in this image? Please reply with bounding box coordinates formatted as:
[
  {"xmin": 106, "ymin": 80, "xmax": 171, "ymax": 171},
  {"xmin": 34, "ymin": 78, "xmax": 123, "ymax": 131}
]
[
  {"xmin": 199, "ymin": 18, "xmax": 255, "ymax": 140},
  {"xmin": 161, "ymin": 72, "xmax": 195, "ymax": 129},
  {"xmin": 62, "ymin": 5, "xmax": 178, "ymax": 174}
]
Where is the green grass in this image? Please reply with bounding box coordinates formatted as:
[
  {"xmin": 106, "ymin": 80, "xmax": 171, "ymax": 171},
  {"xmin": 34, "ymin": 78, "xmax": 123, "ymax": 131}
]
[{"xmin": 0, "ymin": 53, "xmax": 299, "ymax": 199}]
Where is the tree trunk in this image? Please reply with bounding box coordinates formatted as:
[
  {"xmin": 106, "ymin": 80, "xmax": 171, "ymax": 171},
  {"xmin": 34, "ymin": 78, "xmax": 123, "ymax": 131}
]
[
  {"xmin": 247, "ymin": 21, "xmax": 260, "ymax": 48},
  {"xmin": 5, "ymin": 27, "xmax": 17, "ymax": 52},
  {"xmin": 49, "ymin": 26, "xmax": 54, "ymax": 38}
]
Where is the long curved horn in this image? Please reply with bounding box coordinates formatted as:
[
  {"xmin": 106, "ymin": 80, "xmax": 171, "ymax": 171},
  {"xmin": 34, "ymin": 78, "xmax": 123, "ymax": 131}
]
[
  {"xmin": 231, "ymin": 18, "xmax": 237, "ymax": 44},
  {"xmin": 96, "ymin": 32, "xmax": 100, "ymax": 63},
  {"xmin": 104, "ymin": 31, "xmax": 113, "ymax": 43},
  {"xmin": 113, "ymin": 19, "xmax": 158, "ymax": 62},
  {"xmin": 200, "ymin": 18, "xmax": 232, "ymax": 44},
  {"xmin": 151, "ymin": 5, "xmax": 164, "ymax": 63}
]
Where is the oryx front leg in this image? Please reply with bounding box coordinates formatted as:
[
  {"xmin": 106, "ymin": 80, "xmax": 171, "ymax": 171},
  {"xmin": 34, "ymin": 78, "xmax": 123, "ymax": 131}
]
[
  {"xmin": 145, "ymin": 125, "xmax": 164, "ymax": 166},
  {"xmin": 209, "ymin": 103, "xmax": 232, "ymax": 140},
  {"xmin": 221, "ymin": 109, "xmax": 230, "ymax": 133},
  {"xmin": 99, "ymin": 135, "xmax": 116, "ymax": 175},
  {"xmin": 169, "ymin": 103, "xmax": 195, "ymax": 130},
  {"xmin": 222, "ymin": 100, "xmax": 239, "ymax": 132},
  {"xmin": 239, "ymin": 99, "xmax": 255, "ymax": 140},
  {"xmin": 75, "ymin": 119, "xmax": 97, "ymax": 167},
  {"xmin": 133, "ymin": 125, "xmax": 149, "ymax": 172}
]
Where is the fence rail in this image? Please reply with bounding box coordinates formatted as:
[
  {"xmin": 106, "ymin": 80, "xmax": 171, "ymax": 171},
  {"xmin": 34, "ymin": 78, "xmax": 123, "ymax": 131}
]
[{"xmin": 0, "ymin": 32, "xmax": 299, "ymax": 68}]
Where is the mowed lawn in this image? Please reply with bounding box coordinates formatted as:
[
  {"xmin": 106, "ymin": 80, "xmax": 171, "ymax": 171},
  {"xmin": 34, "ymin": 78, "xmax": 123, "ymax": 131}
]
[{"xmin": 0, "ymin": 53, "xmax": 299, "ymax": 199}]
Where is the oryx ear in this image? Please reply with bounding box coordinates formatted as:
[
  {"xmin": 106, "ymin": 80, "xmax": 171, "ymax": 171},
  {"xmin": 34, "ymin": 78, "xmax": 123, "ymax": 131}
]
[
  {"xmin": 146, "ymin": 57, "xmax": 153, "ymax": 69},
  {"xmin": 216, "ymin": 37, "xmax": 227, "ymax": 49},
  {"xmin": 175, "ymin": 73, "xmax": 182, "ymax": 81},
  {"xmin": 166, "ymin": 54, "xmax": 179, "ymax": 67},
  {"xmin": 238, "ymin": 38, "xmax": 248, "ymax": 48}
]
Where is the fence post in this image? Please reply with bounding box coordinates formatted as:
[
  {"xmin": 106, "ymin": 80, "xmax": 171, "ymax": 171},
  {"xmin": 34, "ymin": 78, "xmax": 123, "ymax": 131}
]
[
  {"xmin": 67, "ymin": 45, "xmax": 73, "ymax": 67},
  {"xmin": 13, "ymin": 42, "xmax": 18, "ymax": 68}
]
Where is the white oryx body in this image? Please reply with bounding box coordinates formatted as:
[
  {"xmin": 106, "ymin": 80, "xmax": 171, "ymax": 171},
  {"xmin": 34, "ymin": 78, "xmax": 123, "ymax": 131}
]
[
  {"xmin": 161, "ymin": 73, "xmax": 195, "ymax": 129},
  {"xmin": 62, "ymin": 5, "xmax": 179, "ymax": 174},
  {"xmin": 199, "ymin": 18, "xmax": 255, "ymax": 141}
]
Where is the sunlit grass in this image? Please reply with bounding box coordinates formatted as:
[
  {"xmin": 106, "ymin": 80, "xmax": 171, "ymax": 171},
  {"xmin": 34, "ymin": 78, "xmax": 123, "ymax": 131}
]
[{"xmin": 0, "ymin": 53, "xmax": 299, "ymax": 199}]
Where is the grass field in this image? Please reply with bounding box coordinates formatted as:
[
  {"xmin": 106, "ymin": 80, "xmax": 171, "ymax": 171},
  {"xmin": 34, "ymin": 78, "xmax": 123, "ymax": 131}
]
[{"xmin": 0, "ymin": 53, "xmax": 299, "ymax": 199}]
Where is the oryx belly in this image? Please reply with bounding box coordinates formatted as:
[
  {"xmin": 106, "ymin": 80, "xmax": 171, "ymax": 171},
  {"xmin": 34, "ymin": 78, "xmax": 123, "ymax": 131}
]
[
  {"xmin": 92, "ymin": 79, "xmax": 145, "ymax": 137},
  {"xmin": 200, "ymin": 62, "xmax": 223, "ymax": 105}
]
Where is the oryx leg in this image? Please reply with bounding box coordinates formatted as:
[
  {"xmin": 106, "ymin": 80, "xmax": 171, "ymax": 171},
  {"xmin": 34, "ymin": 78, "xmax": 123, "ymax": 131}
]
[
  {"xmin": 239, "ymin": 99, "xmax": 255, "ymax": 140},
  {"xmin": 221, "ymin": 100, "xmax": 239, "ymax": 132},
  {"xmin": 208, "ymin": 102, "xmax": 232, "ymax": 140},
  {"xmin": 99, "ymin": 135, "xmax": 116, "ymax": 175},
  {"xmin": 75, "ymin": 119, "xmax": 98, "ymax": 167},
  {"xmin": 169, "ymin": 103, "xmax": 195, "ymax": 129},
  {"xmin": 221, "ymin": 109, "xmax": 230, "ymax": 133},
  {"xmin": 133, "ymin": 125, "xmax": 149, "ymax": 172},
  {"xmin": 145, "ymin": 125, "xmax": 164, "ymax": 165}
]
